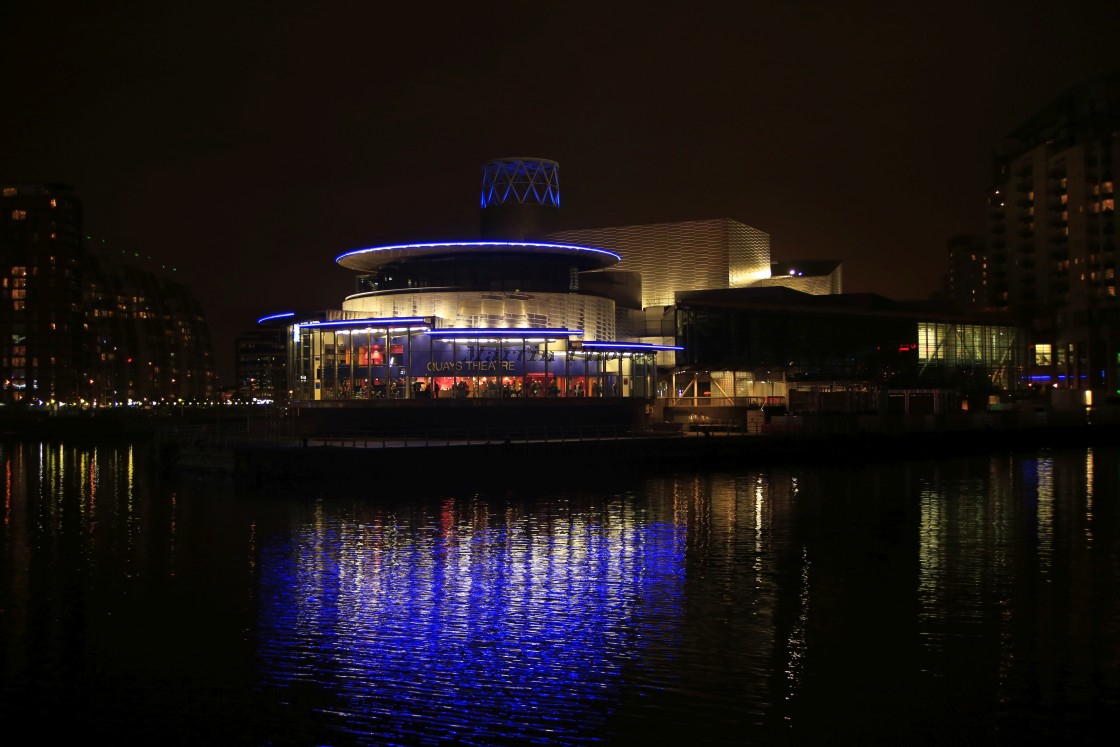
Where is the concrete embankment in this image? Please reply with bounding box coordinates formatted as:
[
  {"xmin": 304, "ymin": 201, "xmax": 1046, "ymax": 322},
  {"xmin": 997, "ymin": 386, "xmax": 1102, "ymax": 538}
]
[{"xmin": 168, "ymin": 419, "xmax": 1120, "ymax": 487}]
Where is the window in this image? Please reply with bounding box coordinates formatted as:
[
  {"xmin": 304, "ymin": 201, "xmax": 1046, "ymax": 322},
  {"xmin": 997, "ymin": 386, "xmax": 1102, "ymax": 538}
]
[
  {"xmin": 2, "ymin": 188, "xmax": 15, "ymax": 197},
  {"xmin": 1035, "ymin": 343, "xmax": 1052, "ymax": 366},
  {"xmin": 11, "ymin": 210, "xmax": 27, "ymax": 220}
]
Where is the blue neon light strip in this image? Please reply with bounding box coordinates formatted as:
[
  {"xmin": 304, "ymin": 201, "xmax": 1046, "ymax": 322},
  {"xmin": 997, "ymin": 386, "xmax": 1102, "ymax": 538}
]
[
  {"xmin": 335, "ymin": 241, "xmax": 619, "ymax": 264},
  {"xmin": 300, "ymin": 317, "xmax": 431, "ymax": 329},
  {"xmin": 257, "ymin": 311, "xmax": 295, "ymax": 325},
  {"xmin": 580, "ymin": 341, "xmax": 683, "ymax": 351},
  {"xmin": 425, "ymin": 328, "xmax": 583, "ymax": 338}
]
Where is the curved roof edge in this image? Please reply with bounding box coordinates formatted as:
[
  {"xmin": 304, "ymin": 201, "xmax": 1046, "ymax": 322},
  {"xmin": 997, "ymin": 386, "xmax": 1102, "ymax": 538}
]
[{"xmin": 336, "ymin": 240, "xmax": 620, "ymax": 273}]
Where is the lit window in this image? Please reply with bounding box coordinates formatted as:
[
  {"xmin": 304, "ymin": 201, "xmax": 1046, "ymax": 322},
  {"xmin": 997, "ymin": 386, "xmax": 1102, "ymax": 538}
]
[
  {"xmin": 1035, "ymin": 343, "xmax": 1052, "ymax": 366},
  {"xmin": 1104, "ymin": 199, "xmax": 1115, "ymax": 212},
  {"xmin": 49, "ymin": 198, "xmax": 57, "ymax": 208},
  {"xmin": 1104, "ymin": 181, "xmax": 1115, "ymax": 194},
  {"xmin": 1, "ymin": 188, "xmax": 15, "ymax": 197},
  {"xmin": 11, "ymin": 210, "xmax": 27, "ymax": 220}
]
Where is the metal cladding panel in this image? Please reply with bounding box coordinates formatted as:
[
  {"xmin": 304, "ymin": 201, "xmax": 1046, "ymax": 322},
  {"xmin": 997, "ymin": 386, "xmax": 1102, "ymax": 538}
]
[
  {"xmin": 750, "ymin": 274, "xmax": 840, "ymax": 296},
  {"xmin": 546, "ymin": 219, "xmax": 771, "ymax": 308},
  {"xmin": 341, "ymin": 290, "xmax": 616, "ymax": 340},
  {"xmin": 727, "ymin": 222, "xmax": 772, "ymax": 288}
]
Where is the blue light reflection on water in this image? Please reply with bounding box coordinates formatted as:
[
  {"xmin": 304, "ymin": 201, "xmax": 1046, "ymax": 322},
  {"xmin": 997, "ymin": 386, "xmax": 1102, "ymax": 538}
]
[
  {"xmin": 3, "ymin": 441, "xmax": 1119, "ymax": 745},
  {"xmin": 255, "ymin": 498, "xmax": 686, "ymax": 745}
]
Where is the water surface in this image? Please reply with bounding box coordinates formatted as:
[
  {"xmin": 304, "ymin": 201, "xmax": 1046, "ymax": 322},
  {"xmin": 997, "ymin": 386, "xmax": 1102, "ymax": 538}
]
[{"xmin": 1, "ymin": 441, "xmax": 1116, "ymax": 744}]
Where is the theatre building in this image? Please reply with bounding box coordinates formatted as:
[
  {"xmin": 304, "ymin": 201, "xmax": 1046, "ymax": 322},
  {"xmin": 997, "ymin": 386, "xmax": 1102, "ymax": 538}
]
[
  {"xmin": 286, "ymin": 158, "xmax": 679, "ymax": 405},
  {"xmin": 281, "ymin": 157, "xmax": 1029, "ymax": 419}
]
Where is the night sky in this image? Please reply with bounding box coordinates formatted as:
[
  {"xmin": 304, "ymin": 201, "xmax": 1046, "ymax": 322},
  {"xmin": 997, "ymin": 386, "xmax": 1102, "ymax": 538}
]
[{"xmin": 2, "ymin": 1, "xmax": 1116, "ymax": 384}]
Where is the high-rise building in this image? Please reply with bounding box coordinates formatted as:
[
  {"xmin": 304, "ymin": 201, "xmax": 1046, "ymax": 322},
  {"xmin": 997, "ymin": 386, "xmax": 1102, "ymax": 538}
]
[
  {"xmin": 947, "ymin": 234, "xmax": 988, "ymax": 308},
  {"xmin": 985, "ymin": 73, "xmax": 1120, "ymax": 394},
  {"xmin": 84, "ymin": 254, "xmax": 216, "ymax": 402},
  {"xmin": 1, "ymin": 183, "xmax": 216, "ymax": 405},
  {"xmin": 1, "ymin": 184, "xmax": 87, "ymax": 403},
  {"xmin": 235, "ymin": 312, "xmax": 293, "ymax": 402}
]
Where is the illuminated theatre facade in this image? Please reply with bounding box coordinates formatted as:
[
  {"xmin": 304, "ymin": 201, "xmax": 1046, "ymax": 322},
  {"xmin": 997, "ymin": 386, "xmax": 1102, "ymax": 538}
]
[{"xmin": 288, "ymin": 158, "xmax": 680, "ymax": 403}]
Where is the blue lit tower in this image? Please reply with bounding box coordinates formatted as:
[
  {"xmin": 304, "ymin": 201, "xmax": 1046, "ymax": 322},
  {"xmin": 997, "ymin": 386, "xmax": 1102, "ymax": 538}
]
[{"xmin": 480, "ymin": 157, "xmax": 560, "ymax": 240}]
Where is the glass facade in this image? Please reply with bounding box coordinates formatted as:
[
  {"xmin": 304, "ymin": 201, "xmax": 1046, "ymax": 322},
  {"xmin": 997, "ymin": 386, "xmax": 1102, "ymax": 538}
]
[
  {"xmin": 289, "ymin": 318, "xmax": 664, "ymax": 403},
  {"xmin": 677, "ymin": 302, "xmax": 1026, "ymax": 390}
]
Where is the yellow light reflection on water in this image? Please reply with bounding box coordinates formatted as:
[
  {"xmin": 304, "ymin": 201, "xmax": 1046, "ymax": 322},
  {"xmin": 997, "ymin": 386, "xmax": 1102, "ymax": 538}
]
[
  {"xmin": 1037, "ymin": 456, "xmax": 1054, "ymax": 579},
  {"xmin": 1085, "ymin": 448, "xmax": 1094, "ymax": 547}
]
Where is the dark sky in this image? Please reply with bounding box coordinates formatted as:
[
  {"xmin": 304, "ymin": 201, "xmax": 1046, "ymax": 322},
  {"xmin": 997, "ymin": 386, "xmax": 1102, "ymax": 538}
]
[{"xmin": 2, "ymin": 1, "xmax": 1117, "ymax": 384}]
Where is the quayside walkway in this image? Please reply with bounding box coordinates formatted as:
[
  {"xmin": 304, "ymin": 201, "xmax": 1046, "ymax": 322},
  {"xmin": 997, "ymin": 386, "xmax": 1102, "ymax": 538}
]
[{"xmin": 158, "ymin": 409, "xmax": 1120, "ymax": 486}]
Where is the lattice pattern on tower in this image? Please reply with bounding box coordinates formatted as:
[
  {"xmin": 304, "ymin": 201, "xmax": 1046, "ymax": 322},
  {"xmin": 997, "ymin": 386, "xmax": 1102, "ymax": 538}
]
[{"xmin": 481, "ymin": 158, "xmax": 561, "ymax": 208}]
